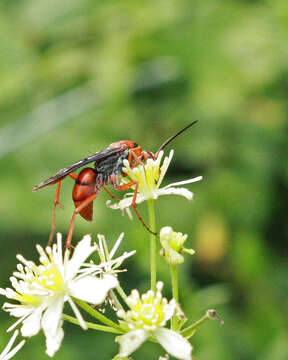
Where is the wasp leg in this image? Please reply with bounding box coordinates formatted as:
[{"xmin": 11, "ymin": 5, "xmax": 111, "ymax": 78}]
[
  {"xmin": 48, "ymin": 181, "xmax": 63, "ymax": 246},
  {"xmin": 68, "ymin": 172, "xmax": 78, "ymax": 180},
  {"xmin": 115, "ymin": 182, "xmax": 157, "ymax": 235},
  {"xmin": 128, "ymin": 147, "xmax": 142, "ymax": 165},
  {"xmin": 66, "ymin": 192, "xmax": 98, "ymax": 248},
  {"xmin": 103, "ymin": 186, "xmax": 120, "ymax": 202},
  {"xmin": 48, "ymin": 172, "xmax": 79, "ymax": 246}
]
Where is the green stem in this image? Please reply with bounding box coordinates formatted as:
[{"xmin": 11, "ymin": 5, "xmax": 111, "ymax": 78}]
[
  {"xmin": 181, "ymin": 313, "xmax": 210, "ymax": 338},
  {"xmin": 116, "ymin": 285, "xmax": 127, "ymax": 303},
  {"xmin": 147, "ymin": 199, "xmax": 157, "ymax": 292},
  {"xmin": 110, "ymin": 290, "xmax": 124, "ymax": 311},
  {"xmin": 170, "ymin": 265, "xmax": 179, "ymax": 331},
  {"xmin": 63, "ymin": 314, "xmax": 123, "ymax": 334},
  {"xmin": 73, "ymin": 298, "xmax": 123, "ymax": 332}
]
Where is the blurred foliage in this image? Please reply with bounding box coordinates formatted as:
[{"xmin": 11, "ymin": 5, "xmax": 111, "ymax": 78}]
[{"xmin": 0, "ymin": 0, "xmax": 287, "ymax": 359}]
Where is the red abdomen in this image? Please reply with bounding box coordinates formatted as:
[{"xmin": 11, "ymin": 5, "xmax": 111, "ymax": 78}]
[{"xmin": 72, "ymin": 168, "xmax": 97, "ymax": 221}]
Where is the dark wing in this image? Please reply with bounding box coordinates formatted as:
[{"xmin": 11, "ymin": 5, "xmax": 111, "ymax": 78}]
[{"xmin": 33, "ymin": 145, "xmax": 125, "ymax": 191}]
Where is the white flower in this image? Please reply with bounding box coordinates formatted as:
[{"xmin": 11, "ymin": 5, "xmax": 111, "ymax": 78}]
[
  {"xmin": 0, "ymin": 234, "xmax": 118, "ymax": 357},
  {"xmin": 107, "ymin": 150, "xmax": 202, "ymax": 211},
  {"xmin": 78, "ymin": 233, "xmax": 136, "ymax": 277},
  {"xmin": 0, "ymin": 330, "xmax": 25, "ymax": 360},
  {"xmin": 116, "ymin": 282, "xmax": 192, "ymax": 360}
]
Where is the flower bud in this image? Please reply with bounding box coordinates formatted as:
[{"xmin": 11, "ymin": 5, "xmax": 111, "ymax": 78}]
[{"xmin": 159, "ymin": 226, "xmax": 195, "ymax": 265}]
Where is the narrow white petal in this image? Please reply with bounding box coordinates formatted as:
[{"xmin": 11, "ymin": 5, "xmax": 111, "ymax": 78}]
[
  {"xmin": 52, "ymin": 234, "xmax": 64, "ymax": 276},
  {"xmin": 66, "ymin": 235, "xmax": 97, "ymax": 279},
  {"xmin": 3, "ymin": 340, "xmax": 25, "ymax": 360},
  {"xmin": 3, "ymin": 304, "xmax": 33, "ymax": 318},
  {"xmin": 6, "ymin": 316, "xmax": 28, "ymax": 333},
  {"xmin": 1, "ymin": 331, "xmax": 25, "ymax": 360},
  {"xmin": 21, "ymin": 306, "xmax": 44, "ymax": 337},
  {"xmin": 154, "ymin": 328, "xmax": 192, "ymax": 360},
  {"xmin": 69, "ymin": 274, "xmax": 118, "ymax": 305},
  {"xmin": 1, "ymin": 330, "xmax": 19, "ymax": 359},
  {"xmin": 125, "ymin": 207, "xmax": 133, "ymax": 220},
  {"xmin": 117, "ymin": 329, "xmax": 149, "ymax": 357},
  {"xmin": 66, "ymin": 297, "xmax": 87, "ymax": 330},
  {"xmin": 41, "ymin": 296, "xmax": 64, "ymax": 339},
  {"xmin": 109, "ymin": 233, "xmax": 124, "ymax": 260},
  {"xmin": 157, "ymin": 187, "xmax": 194, "ymax": 201},
  {"xmin": 122, "ymin": 194, "xmax": 146, "ymax": 209},
  {"xmin": 157, "ymin": 150, "xmax": 174, "ymax": 186},
  {"xmin": 108, "ymin": 197, "xmax": 133, "ymax": 210},
  {"xmin": 45, "ymin": 321, "xmax": 64, "ymax": 358},
  {"xmin": 163, "ymin": 176, "xmax": 203, "ymax": 189}
]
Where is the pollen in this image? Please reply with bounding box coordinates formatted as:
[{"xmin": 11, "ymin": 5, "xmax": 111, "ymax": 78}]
[
  {"xmin": 118, "ymin": 282, "xmax": 176, "ymax": 331},
  {"xmin": 121, "ymin": 151, "xmax": 167, "ymax": 199},
  {"xmin": 8, "ymin": 247, "xmax": 66, "ymax": 307}
]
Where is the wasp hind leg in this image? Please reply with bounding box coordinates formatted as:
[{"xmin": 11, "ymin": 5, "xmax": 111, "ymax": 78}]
[{"xmin": 65, "ymin": 192, "xmax": 98, "ymax": 249}]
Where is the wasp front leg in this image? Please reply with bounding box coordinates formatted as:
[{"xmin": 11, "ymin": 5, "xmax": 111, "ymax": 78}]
[{"xmin": 48, "ymin": 181, "xmax": 63, "ymax": 246}]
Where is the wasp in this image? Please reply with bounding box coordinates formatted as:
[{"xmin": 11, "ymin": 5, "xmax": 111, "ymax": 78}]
[{"xmin": 33, "ymin": 121, "xmax": 198, "ymax": 248}]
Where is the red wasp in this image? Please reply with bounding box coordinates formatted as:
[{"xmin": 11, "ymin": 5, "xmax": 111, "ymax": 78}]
[{"xmin": 33, "ymin": 121, "xmax": 198, "ymax": 248}]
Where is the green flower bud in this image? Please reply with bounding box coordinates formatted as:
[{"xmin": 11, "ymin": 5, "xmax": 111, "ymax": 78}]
[{"xmin": 159, "ymin": 226, "xmax": 195, "ymax": 265}]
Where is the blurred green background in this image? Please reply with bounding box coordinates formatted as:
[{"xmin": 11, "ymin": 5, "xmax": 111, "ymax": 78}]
[{"xmin": 0, "ymin": 0, "xmax": 287, "ymax": 359}]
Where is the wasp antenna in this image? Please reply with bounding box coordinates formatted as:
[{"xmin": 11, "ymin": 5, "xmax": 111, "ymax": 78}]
[{"xmin": 155, "ymin": 120, "xmax": 198, "ymax": 156}]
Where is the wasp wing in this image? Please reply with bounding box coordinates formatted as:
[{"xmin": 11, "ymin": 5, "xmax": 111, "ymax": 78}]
[{"xmin": 33, "ymin": 145, "xmax": 125, "ymax": 191}]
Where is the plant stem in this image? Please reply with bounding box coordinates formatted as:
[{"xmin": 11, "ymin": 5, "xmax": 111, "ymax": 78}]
[
  {"xmin": 181, "ymin": 313, "xmax": 210, "ymax": 338},
  {"xmin": 147, "ymin": 199, "xmax": 157, "ymax": 292},
  {"xmin": 63, "ymin": 314, "xmax": 123, "ymax": 334},
  {"xmin": 110, "ymin": 290, "xmax": 124, "ymax": 311},
  {"xmin": 116, "ymin": 285, "xmax": 127, "ymax": 303},
  {"xmin": 170, "ymin": 264, "xmax": 179, "ymax": 331},
  {"xmin": 73, "ymin": 298, "xmax": 123, "ymax": 332}
]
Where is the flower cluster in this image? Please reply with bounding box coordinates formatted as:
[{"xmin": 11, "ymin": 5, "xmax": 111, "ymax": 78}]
[
  {"xmin": 108, "ymin": 150, "xmax": 202, "ymax": 211},
  {"xmin": 0, "ymin": 234, "xmax": 124, "ymax": 357},
  {"xmin": 117, "ymin": 282, "xmax": 192, "ymax": 360},
  {"xmin": 0, "ymin": 147, "xmax": 212, "ymax": 359}
]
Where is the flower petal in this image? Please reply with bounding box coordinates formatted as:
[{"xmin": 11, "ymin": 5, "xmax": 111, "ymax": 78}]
[
  {"xmin": 1, "ymin": 330, "xmax": 25, "ymax": 360},
  {"xmin": 109, "ymin": 233, "xmax": 124, "ymax": 260},
  {"xmin": 7, "ymin": 316, "xmax": 29, "ymax": 334},
  {"xmin": 45, "ymin": 321, "xmax": 64, "ymax": 357},
  {"xmin": 65, "ymin": 235, "xmax": 97, "ymax": 279},
  {"xmin": 154, "ymin": 328, "xmax": 192, "ymax": 360},
  {"xmin": 41, "ymin": 296, "xmax": 65, "ymax": 357},
  {"xmin": 157, "ymin": 150, "xmax": 173, "ymax": 187},
  {"xmin": 162, "ymin": 176, "xmax": 203, "ymax": 189},
  {"xmin": 108, "ymin": 194, "xmax": 146, "ymax": 210},
  {"xmin": 157, "ymin": 187, "xmax": 194, "ymax": 201},
  {"xmin": 21, "ymin": 306, "xmax": 45, "ymax": 337},
  {"xmin": 3, "ymin": 303, "xmax": 33, "ymax": 319},
  {"xmin": 69, "ymin": 274, "xmax": 118, "ymax": 305},
  {"xmin": 117, "ymin": 329, "xmax": 149, "ymax": 357},
  {"xmin": 41, "ymin": 296, "xmax": 64, "ymax": 340}
]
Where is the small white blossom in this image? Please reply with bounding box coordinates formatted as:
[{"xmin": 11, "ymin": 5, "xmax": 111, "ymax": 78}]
[
  {"xmin": 116, "ymin": 282, "xmax": 192, "ymax": 360},
  {"xmin": 78, "ymin": 233, "xmax": 136, "ymax": 278},
  {"xmin": 107, "ymin": 150, "xmax": 202, "ymax": 211},
  {"xmin": 0, "ymin": 234, "xmax": 118, "ymax": 357},
  {"xmin": 0, "ymin": 330, "xmax": 25, "ymax": 360}
]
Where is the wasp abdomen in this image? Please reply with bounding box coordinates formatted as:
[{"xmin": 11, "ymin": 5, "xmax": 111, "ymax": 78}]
[{"xmin": 72, "ymin": 168, "xmax": 98, "ymax": 221}]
